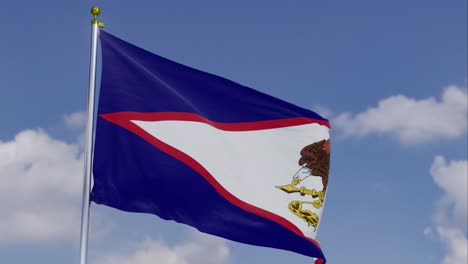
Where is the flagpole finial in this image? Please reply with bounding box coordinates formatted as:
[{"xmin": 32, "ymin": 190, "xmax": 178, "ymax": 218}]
[{"xmin": 90, "ymin": 6, "xmax": 104, "ymax": 28}]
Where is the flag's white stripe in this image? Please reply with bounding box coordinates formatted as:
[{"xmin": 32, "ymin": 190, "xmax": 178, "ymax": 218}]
[{"xmin": 133, "ymin": 120, "xmax": 330, "ymax": 238}]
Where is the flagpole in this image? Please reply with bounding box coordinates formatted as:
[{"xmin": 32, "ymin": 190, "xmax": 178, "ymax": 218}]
[{"xmin": 79, "ymin": 6, "xmax": 103, "ymax": 264}]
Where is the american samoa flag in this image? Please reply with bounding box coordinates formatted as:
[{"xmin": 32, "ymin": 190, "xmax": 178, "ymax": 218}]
[{"xmin": 92, "ymin": 30, "xmax": 330, "ymax": 263}]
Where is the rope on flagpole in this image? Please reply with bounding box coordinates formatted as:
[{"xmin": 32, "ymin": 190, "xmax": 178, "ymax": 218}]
[{"xmin": 79, "ymin": 6, "xmax": 103, "ymax": 264}]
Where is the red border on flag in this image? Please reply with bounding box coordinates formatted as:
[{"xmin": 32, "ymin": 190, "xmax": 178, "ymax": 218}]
[{"xmin": 100, "ymin": 111, "xmax": 328, "ymax": 254}]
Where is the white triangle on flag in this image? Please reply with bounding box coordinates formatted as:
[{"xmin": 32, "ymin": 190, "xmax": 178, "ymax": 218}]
[{"xmin": 132, "ymin": 119, "xmax": 330, "ymax": 238}]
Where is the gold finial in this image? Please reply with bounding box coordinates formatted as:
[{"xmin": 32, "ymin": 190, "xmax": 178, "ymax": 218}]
[
  {"xmin": 91, "ymin": 6, "xmax": 104, "ymax": 28},
  {"xmin": 91, "ymin": 6, "xmax": 100, "ymax": 16}
]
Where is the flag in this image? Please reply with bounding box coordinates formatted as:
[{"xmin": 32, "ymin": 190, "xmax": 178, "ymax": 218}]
[{"xmin": 92, "ymin": 30, "xmax": 330, "ymax": 263}]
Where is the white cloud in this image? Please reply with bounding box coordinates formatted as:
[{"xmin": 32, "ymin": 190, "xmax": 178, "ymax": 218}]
[
  {"xmin": 334, "ymin": 85, "xmax": 468, "ymax": 144},
  {"xmin": 436, "ymin": 226, "xmax": 468, "ymax": 264},
  {"xmin": 430, "ymin": 156, "xmax": 467, "ymax": 264},
  {"xmin": 0, "ymin": 129, "xmax": 83, "ymax": 243},
  {"xmin": 431, "ymin": 156, "xmax": 468, "ymax": 225},
  {"xmin": 64, "ymin": 111, "xmax": 86, "ymax": 130},
  {"xmin": 95, "ymin": 233, "xmax": 230, "ymax": 264}
]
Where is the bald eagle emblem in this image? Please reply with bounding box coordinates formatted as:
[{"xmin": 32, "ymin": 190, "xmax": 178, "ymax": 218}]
[{"xmin": 276, "ymin": 139, "xmax": 330, "ymax": 230}]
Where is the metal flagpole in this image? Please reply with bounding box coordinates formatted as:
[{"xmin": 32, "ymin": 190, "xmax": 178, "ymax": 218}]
[{"xmin": 79, "ymin": 6, "xmax": 103, "ymax": 264}]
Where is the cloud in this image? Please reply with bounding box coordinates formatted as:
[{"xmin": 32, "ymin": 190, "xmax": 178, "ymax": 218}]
[
  {"xmin": 95, "ymin": 233, "xmax": 230, "ymax": 264},
  {"xmin": 64, "ymin": 111, "xmax": 86, "ymax": 130},
  {"xmin": 0, "ymin": 129, "xmax": 83, "ymax": 243},
  {"xmin": 333, "ymin": 85, "xmax": 468, "ymax": 144},
  {"xmin": 431, "ymin": 156, "xmax": 468, "ymax": 224},
  {"xmin": 430, "ymin": 156, "xmax": 467, "ymax": 264},
  {"xmin": 436, "ymin": 226, "xmax": 468, "ymax": 264}
]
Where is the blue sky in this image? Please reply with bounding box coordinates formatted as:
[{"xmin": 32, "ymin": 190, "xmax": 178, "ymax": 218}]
[{"xmin": 0, "ymin": 1, "xmax": 466, "ymax": 264}]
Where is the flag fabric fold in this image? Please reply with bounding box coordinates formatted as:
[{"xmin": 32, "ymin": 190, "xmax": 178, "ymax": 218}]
[{"xmin": 92, "ymin": 30, "xmax": 330, "ymax": 263}]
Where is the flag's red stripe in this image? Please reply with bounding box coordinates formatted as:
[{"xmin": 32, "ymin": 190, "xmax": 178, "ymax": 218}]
[
  {"xmin": 101, "ymin": 111, "xmax": 330, "ymax": 130},
  {"xmin": 100, "ymin": 112, "xmax": 325, "ymax": 251}
]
